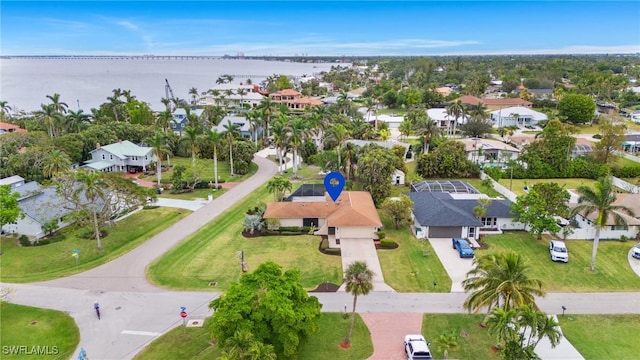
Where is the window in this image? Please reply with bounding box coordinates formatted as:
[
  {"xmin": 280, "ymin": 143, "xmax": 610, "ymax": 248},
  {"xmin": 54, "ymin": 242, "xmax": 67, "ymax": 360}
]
[
  {"xmin": 102, "ymin": 154, "xmax": 105, "ymax": 160},
  {"xmin": 110, "ymin": 155, "xmax": 113, "ymax": 160},
  {"xmin": 611, "ymin": 225, "xmax": 628, "ymax": 231},
  {"xmin": 480, "ymin": 218, "xmax": 497, "ymax": 227},
  {"xmin": 335, "ymin": 239, "xmax": 340, "ymax": 245}
]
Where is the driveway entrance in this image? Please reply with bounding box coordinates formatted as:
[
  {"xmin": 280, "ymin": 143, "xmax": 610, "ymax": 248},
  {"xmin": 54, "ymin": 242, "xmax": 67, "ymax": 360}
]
[
  {"xmin": 428, "ymin": 238, "xmax": 475, "ymax": 292},
  {"xmin": 339, "ymin": 238, "xmax": 395, "ymax": 292}
]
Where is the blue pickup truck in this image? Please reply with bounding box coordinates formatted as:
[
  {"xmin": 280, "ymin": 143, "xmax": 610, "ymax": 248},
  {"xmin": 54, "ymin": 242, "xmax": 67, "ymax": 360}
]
[{"xmin": 452, "ymin": 238, "xmax": 475, "ymax": 258}]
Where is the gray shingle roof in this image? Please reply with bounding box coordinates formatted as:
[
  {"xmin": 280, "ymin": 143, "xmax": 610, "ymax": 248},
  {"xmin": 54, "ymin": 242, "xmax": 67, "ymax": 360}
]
[
  {"xmin": 19, "ymin": 185, "xmax": 106, "ymax": 225},
  {"xmin": 406, "ymin": 192, "xmax": 513, "ymax": 227}
]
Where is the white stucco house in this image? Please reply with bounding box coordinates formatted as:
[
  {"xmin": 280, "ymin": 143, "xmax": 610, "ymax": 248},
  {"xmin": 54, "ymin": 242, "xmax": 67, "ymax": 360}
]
[
  {"xmin": 427, "ymin": 108, "xmax": 469, "ymax": 131},
  {"xmin": 82, "ymin": 140, "xmax": 155, "ymax": 173},
  {"xmin": 569, "ymin": 193, "xmax": 640, "ymax": 240},
  {"xmin": 489, "ymin": 106, "xmax": 548, "ymax": 128}
]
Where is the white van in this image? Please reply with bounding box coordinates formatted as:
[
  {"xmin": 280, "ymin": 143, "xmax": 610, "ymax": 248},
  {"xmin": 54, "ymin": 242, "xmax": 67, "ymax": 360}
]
[{"xmin": 549, "ymin": 240, "xmax": 569, "ymax": 263}]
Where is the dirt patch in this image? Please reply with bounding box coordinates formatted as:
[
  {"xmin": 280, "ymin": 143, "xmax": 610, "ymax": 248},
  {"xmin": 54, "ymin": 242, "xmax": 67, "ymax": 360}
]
[
  {"xmin": 308, "ymin": 282, "xmax": 340, "ymax": 292},
  {"xmin": 241, "ymin": 230, "xmax": 263, "ymax": 238}
]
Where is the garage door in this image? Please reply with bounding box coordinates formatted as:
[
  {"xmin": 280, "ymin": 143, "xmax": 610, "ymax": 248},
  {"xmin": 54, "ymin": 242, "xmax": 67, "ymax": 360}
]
[{"xmin": 429, "ymin": 227, "xmax": 461, "ymax": 238}]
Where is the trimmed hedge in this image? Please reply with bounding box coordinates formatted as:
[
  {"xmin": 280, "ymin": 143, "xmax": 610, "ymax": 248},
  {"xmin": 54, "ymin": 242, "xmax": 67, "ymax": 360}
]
[
  {"xmin": 377, "ymin": 239, "xmax": 399, "ymax": 249},
  {"xmin": 319, "ymin": 238, "xmax": 341, "ymax": 256}
]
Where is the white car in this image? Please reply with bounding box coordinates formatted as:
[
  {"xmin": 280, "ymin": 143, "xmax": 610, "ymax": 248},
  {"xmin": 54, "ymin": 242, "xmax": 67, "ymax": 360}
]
[
  {"xmin": 549, "ymin": 240, "xmax": 569, "ymax": 263},
  {"xmin": 632, "ymin": 243, "xmax": 640, "ymax": 259},
  {"xmin": 404, "ymin": 334, "xmax": 432, "ymax": 360}
]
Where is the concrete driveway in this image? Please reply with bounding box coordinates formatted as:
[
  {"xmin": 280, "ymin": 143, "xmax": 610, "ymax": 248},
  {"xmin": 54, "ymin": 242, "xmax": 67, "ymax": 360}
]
[
  {"xmin": 339, "ymin": 238, "xmax": 395, "ymax": 292},
  {"xmin": 153, "ymin": 197, "xmax": 207, "ymax": 211},
  {"xmin": 428, "ymin": 238, "xmax": 475, "ymax": 292}
]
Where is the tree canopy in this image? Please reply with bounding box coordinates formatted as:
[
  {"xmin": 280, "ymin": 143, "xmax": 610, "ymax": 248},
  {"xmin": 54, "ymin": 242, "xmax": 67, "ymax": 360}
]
[
  {"xmin": 208, "ymin": 262, "xmax": 322, "ymax": 358},
  {"xmin": 416, "ymin": 141, "xmax": 478, "ymax": 178},
  {"xmin": 0, "ymin": 185, "xmax": 23, "ymax": 233},
  {"xmin": 558, "ymin": 93, "xmax": 596, "ymax": 124}
]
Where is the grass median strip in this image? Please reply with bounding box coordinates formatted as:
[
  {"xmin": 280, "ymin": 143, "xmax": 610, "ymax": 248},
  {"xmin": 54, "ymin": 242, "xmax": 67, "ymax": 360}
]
[
  {"xmin": 0, "ymin": 207, "xmax": 189, "ymax": 283},
  {"xmin": 147, "ymin": 185, "xmax": 343, "ymax": 291}
]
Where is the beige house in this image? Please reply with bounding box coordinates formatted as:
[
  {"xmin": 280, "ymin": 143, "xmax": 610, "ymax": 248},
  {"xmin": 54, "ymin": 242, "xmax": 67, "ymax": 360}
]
[
  {"xmin": 269, "ymin": 89, "xmax": 323, "ymax": 112},
  {"xmin": 263, "ymin": 191, "xmax": 382, "ymax": 248},
  {"xmin": 457, "ymin": 138, "xmax": 520, "ymax": 165}
]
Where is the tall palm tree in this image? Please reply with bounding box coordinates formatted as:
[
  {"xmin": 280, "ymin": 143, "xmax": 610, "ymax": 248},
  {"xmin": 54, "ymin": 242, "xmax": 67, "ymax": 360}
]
[
  {"xmin": 35, "ymin": 103, "xmax": 62, "ymax": 137},
  {"xmin": 446, "ymin": 99, "xmax": 464, "ymax": 138},
  {"xmin": 146, "ymin": 132, "xmax": 172, "ymax": 187},
  {"xmin": 286, "ymin": 116, "xmax": 309, "ymax": 178},
  {"xmin": 342, "ymin": 261, "xmax": 374, "ymax": 347},
  {"xmin": 337, "ymin": 90, "xmax": 351, "ymax": 115},
  {"xmin": 343, "ymin": 141, "xmax": 359, "ymax": 180},
  {"xmin": 270, "ymin": 117, "xmax": 288, "ymax": 174},
  {"xmin": 223, "ymin": 122, "xmax": 241, "ymax": 176},
  {"xmin": 246, "ymin": 110, "xmax": 262, "ymax": 147},
  {"xmin": 414, "ymin": 117, "xmax": 439, "ymax": 154},
  {"xmin": 571, "ymin": 176, "xmax": 635, "ymax": 271},
  {"xmin": 74, "ymin": 170, "xmax": 107, "ymax": 250},
  {"xmin": 188, "ymin": 87, "xmax": 199, "ymax": 105},
  {"xmin": 257, "ymin": 97, "xmax": 276, "ymax": 139},
  {"xmin": 181, "ymin": 126, "xmax": 201, "ymax": 166},
  {"xmin": 43, "ymin": 150, "xmax": 71, "ymax": 178},
  {"xmin": 236, "ymin": 88, "xmax": 248, "ymax": 112},
  {"xmin": 160, "ymin": 97, "xmax": 172, "ymax": 111},
  {"xmin": 325, "ymin": 124, "xmax": 350, "ymax": 170},
  {"xmin": 208, "ymin": 129, "xmax": 224, "ymax": 189},
  {"xmin": 463, "ymin": 251, "xmax": 545, "ymax": 325},
  {"xmin": 46, "ymin": 93, "xmax": 69, "ymax": 114},
  {"xmin": 156, "ymin": 110, "xmax": 173, "ymax": 133}
]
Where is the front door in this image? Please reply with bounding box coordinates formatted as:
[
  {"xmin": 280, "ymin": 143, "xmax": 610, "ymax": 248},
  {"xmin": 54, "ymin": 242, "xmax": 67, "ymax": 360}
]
[{"xmin": 468, "ymin": 227, "xmax": 476, "ymax": 239}]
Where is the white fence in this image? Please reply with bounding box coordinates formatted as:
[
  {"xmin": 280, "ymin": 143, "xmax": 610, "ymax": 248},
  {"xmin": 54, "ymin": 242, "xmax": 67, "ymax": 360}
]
[
  {"xmin": 612, "ymin": 176, "xmax": 640, "ymax": 194},
  {"xmin": 479, "ymin": 171, "xmax": 518, "ymax": 202}
]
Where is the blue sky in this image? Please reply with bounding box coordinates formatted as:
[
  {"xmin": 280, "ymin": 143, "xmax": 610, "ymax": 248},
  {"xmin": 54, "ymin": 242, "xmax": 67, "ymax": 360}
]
[{"xmin": 1, "ymin": 1, "xmax": 639, "ymax": 56}]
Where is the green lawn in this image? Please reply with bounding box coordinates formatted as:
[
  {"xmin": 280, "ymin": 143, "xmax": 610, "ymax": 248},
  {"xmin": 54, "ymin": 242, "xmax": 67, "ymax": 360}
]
[
  {"xmin": 497, "ymin": 178, "xmax": 597, "ymax": 195},
  {"xmin": 480, "ymin": 232, "xmax": 640, "ymax": 292},
  {"xmin": 421, "ymin": 314, "xmax": 497, "ymax": 359},
  {"xmin": 135, "ymin": 313, "xmax": 373, "ymax": 360},
  {"xmin": 614, "ymin": 156, "xmax": 640, "ymax": 168},
  {"xmin": 0, "ymin": 207, "xmax": 189, "ymax": 283},
  {"xmin": 559, "ymin": 314, "xmax": 640, "ymax": 360},
  {"xmin": 156, "ymin": 187, "xmax": 228, "ymax": 201},
  {"xmin": 0, "ymin": 303, "xmax": 80, "ymax": 360},
  {"xmin": 148, "ymin": 185, "xmax": 343, "ymax": 291},
  {"xmin": 142, "ymin": 157, "xmax": 258, "ymax": 184},
  {"xmin": 377, "ymin": 216, "xmax": 451, "ymax": 292}
]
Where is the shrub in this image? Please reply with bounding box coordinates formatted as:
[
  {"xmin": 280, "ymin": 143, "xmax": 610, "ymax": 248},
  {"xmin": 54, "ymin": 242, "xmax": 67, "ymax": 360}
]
[
  {"xmin": 619, "ymin": 235, "xmax": 629, "ymax": 242},
  {"xmin": 592, "ymin": 134, "xmax": 603, "ymax": 139},
  {"xmin": 375, "ymin": 231, "xmax": 386, "ymax": 240},
  {"xmin": 19, "ymin": 235, "xmax": 30, "ymax": 247},
  {"xmin": 378, "ymin": 239, "xmax": 399, "ymax": 249},
  {"xmin": 143, "ymin": 205, "xmax": 160, "ymax": 209},
  {"xmin": 318, "ymin": 238, "xmax": 341, "ymax": 256}
]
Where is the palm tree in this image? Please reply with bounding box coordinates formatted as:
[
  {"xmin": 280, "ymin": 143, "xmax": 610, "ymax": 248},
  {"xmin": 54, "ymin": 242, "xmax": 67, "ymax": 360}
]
[
  {"xmin": 182, "ymin": 126, "xmax": 201, "ymax": 166},
  {"xmin": 337, "ymin": 90, "xmax": 351, "ymax": 115},
  {"xmin": 46, "ymin": 93, "xmax": 69, "ymax": 114},
  {"xmin": 342, "ymin": 261, "xmax": 374, "ymax": 347},
  {"xmin": 188, "ymin": 87, "xmax": 199, "ymax": 105},
  {"xmin": 208, "ymin": 129, "xmax": 224, "ymax": 189},
  {"xmin": 65, "ymin": 109, "xmax": 91, "ymax": 133},
  {"xmin": 325, "ymin": 124, "xmax": 350, "ymax": 170},
  {"xmin": 160, "ymin": 97, "xmax": 172, "ymax": 111},
  {"xmin": 266, "ymin": 176, "xmax": 292, "ymax": 201},
  {"xmin": 156, "ymin": 110, "xmax": 173, "ymax": 133},
  {"xmin": 43, "ymin": 150, "xmax": 71, "ymax": 178},
  {"xmin": 146, "ymin": 132, "xmax": 172, "ymax": 187},
  {"xmin": 236, "ymin": 88, "xmax": 248, "ymax": 112},
  {"xmin": 270, "ymin": 118, "xmax": 288, "ymax": 174},
  {"xmin": 286, "ymin": 116, "xmax": 309, "ymax": 178},
  {"xmin": 446, "ymin": 99, "xmax": 464, "ymax": 138},
  {"xmin": 246, "ymin": 110, "xmax": 262, "ymax": 147},
  {"xmin": 463, "ymin": 251, "xmax": 545, "ymax": 325},
  {"xmin": 223, "ymin": 121, "xmax": 241, "ymax": 176},
  {"xmin": 414, "ymin": 117, "xmax": 439, "ymax": 154},
  {"xmin": 35, "ymin": 103, "xmax": 62, "ymax": 137},
  {"xmin": 0, "ymin": 101, "xmax": 13, "ymax": 119},
  {"xmin": 74, "ymin": 170, "xmax": 107, "ymax": 250},
  {"xmin": 570, "ymin": 176, "xmax": 635, "ymax": 271},
  {"xmin": 257, "ymin": 97, "xmax": 276, "ymax": 139}
]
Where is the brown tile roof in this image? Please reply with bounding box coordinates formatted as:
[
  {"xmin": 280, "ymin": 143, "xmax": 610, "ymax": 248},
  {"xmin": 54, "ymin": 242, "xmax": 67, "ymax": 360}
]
[
  {"xmin": 273, "ymin": 89, "xmax": 300, "ymax": 96},
  {"xmin": 0, "ymin": 122, "xmax": 27, "ymax": 133},
  {"xmin": 481, "ymin": 98, "xmax": 532, "ymax": 106},
  {"xmin": 294, "ymin": 98, "xmax": 323, "ymax": 106},
  {"xmin": 263, "ymin": 191, "xmax": 382, "ymax": 227},
  {"xmin": 612, "ymin": 194, "xmax": 640, "ymax": 217},
  {"xmin": 456, "ymin": 95, "xmax": 482, "ymax": 106}
]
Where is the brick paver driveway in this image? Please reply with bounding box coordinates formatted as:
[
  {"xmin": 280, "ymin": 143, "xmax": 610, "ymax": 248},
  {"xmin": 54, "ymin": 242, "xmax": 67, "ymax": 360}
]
[{"xmin": 360, "ymin": 313, "xmax": 423, "ymax": 360}]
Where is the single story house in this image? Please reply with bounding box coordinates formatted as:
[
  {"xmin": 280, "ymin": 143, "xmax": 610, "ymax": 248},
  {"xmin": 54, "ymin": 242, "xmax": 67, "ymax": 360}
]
[
  {"xmin": 283, "ymin": 183, "xmax": 326, "ymax": 202},
  {"xmin": 622, "ymin": 134, "xmax": 640, "ymax": 153},
  {"xmin": 570, "ymin": 193, "xmax": 640, "ymax": 240},
  {"xmin": 489, "ymin": 106, "xmax": 548, "ymax": 128},
  {"xmin": 263, "ymin": 191, "xmax": 382, "ymax": 248},
  {"xmin": 82, "ymin": 140, "xmax": 155, "ymax": 173},
  {"xmin": 454, "ymin": 95, "xmax": 532, "ymax": 110},
  {"xmin": 457, "ymin": 137, "xmax": 520, "ymax": 165},
  {"xmin": 0, "ymin": 175, "xmax": 106, "ymax": 240},
  {"xmin": 407, "ymin": 191, "xmax": 522, "ymax": 240},
  {"xmin": 427, "ymin": 108, "xmax": 469, "ymax": 131},
  {"xmin": 369, "ymin": 114, "xmax": 404, "ymax": 129}
]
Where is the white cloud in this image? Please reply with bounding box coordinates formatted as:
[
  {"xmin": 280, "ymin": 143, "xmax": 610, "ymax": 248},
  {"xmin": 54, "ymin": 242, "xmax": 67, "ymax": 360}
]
[{"xmin": 115, "ymin": 21, "xmax": 139, "ymax": 31}]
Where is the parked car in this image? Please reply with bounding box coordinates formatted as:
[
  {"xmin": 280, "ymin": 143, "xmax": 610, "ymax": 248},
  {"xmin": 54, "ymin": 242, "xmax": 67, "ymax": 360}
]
[
  {"xmin": 452, "ymin": 238, "xmax": 475, "ymax": 258},
  {"xmin": 632, "ymin": 242, "xmax": 640, "ymax": 259},
  {"xmin": 404, "ymin": 334, "xmax": 433, "ymax": 360},
  {"xmin": 549, "ymin": 240, "xmax": 569, "ymax": 262}
]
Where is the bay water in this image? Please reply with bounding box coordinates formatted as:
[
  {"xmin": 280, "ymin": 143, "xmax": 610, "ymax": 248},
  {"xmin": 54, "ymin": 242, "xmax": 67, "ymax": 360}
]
[{"xmin": 0, "ymin": 58, "xmax": 345, "ymax": 114}]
